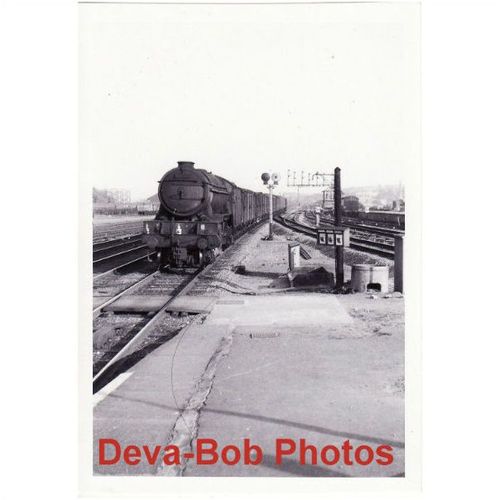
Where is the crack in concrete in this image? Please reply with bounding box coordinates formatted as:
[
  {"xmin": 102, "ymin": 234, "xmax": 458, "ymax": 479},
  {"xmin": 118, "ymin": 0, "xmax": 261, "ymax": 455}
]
[{"xmin": 156, "ymin": 334, "xmax": 233, "ymax": 476}]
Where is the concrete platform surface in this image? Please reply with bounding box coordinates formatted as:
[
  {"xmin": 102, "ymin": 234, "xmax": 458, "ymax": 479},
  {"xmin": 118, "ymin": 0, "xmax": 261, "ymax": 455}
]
[
  {"xmin": 204, "ymin": 294, "xmax": 353, "ymax": 332},
  {"xmin": 93, "ymin": 322, "xmax": 232, "ymax": 475},
  {"xmin": 185, "ymin": 326, "xmax": 404, "ymax": 477}
]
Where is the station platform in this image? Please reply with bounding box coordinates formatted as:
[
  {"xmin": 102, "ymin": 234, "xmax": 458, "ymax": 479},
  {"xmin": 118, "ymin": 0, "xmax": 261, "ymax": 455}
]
[{"xmin": 93, "ymin": 225, "xmax": 404, "ymax": 477}]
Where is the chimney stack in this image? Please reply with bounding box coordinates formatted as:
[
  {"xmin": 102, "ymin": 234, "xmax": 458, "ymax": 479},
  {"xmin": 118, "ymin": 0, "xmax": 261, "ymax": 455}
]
[{"xmin": 178, "ymin": 161, "xmax": 195, "ymax": 169}]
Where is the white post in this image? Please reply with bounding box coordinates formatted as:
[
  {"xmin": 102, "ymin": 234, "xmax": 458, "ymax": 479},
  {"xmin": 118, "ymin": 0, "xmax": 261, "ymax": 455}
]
[{"xmin": 268, "ymin": 185, "xmax": 274, "ymax": 240}]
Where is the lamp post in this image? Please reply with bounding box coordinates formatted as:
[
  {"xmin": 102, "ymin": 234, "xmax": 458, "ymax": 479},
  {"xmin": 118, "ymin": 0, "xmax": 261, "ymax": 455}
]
[{"xmin": 261, "ymin": 172, "xmax": 280, "ymax": 240}]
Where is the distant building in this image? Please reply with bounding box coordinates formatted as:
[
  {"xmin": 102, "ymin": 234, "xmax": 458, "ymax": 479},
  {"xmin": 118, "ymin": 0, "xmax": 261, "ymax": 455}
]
[
  {"xmin": 92, "ymin": 187, "xmax": 136, "ymax": 215},
  {"xmin": 136, "ymin": 193, "xmax": 161, "ymax": 214},
  {"xmin": 322, "ymin": 189, "xmax": 335, "ymax": 209},
  {"xmin": 392, "ymin": 199, "xmax": 405, "ymax": 212},
  {"xmin": 342, "ymin": 195, "xmax": 363, "ymax": 212}
]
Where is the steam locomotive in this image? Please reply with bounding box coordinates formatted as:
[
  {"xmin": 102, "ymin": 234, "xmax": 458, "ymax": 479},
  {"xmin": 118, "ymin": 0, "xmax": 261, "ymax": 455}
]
[{"xmin": 142, "ymin": 161, "xmax": 287, "ymax": 268}]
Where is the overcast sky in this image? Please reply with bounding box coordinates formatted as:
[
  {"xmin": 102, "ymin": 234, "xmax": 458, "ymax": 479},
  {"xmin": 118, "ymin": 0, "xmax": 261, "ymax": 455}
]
[{"xmin": 80, "ymin": 3, "xmax": 419, "ymax": 201}]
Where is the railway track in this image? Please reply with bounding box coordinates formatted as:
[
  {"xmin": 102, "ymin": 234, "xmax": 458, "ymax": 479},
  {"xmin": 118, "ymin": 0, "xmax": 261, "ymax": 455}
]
[
  {"xmin": 92, "ymin": 218, "xmax": 271, "ymax": 391},
  {"xmin": 348, "ymin": 239, "xmax": 395, "ymax": 258},
  {"xmin": 93, "ymin": 269, "xmax": 158, "ymax": 317},
  {"xmin": 304, "ymin": 211, "xmax": 403, "ymax": 239},
  {"xmin": 277, "ymin": 212, "xmax": 395, "ymax": 259},
  {"xmin": 328, "ymin": 216, "xmax": 405, "ymax": 238},
  {"xmin": 92, "ymin": 218, "xmax": 152, "ymax": 244},
  {"xmin": 303, "ymin": 211, "xmax": 400, "ymax": 254},
  {"xmin": 93, "ymin": 234, "xmax": 155, "ymax": 275},
  {"xmin": 93, "ymin": 269, "xmax": 199, "ymax": 390},
  {"xmin": 93, "ymin": 234, "xmax": 143, "ymax": 259}
]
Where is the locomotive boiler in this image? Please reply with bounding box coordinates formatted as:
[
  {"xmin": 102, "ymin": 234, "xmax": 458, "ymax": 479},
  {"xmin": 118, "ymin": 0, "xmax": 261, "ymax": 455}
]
[{"xmin": 142, "ymin": 161, "xmax": 287, "ymax": 268}]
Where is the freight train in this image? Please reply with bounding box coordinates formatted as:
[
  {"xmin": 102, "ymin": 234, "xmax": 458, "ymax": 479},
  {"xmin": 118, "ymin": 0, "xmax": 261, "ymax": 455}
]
[
  {"xmin": 339, "ymin": 196, "xmax": 405, "ymax": 229},
  {"xmin": 343, "ymin": 206, "xmax": 405, "ymax": 229},
  {"xmin": 142, "ymin": 161, "xmax": 287, "ymax": 268},
  {"xmin": 360, "ymin": 210, "xmax": 405, "ymax": 229}
]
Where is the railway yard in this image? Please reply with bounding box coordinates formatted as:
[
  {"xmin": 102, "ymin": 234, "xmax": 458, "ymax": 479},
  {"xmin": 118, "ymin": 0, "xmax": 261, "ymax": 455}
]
[{"xmin": 92, "ymin": 211, "xmax": 405, "ymax": 477}]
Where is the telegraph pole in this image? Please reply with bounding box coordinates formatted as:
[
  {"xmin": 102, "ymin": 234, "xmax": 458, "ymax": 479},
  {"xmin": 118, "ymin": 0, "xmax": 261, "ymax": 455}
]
[{"xmin": 334, "ymin": 167, "xmax": 344, "ymax": 288}]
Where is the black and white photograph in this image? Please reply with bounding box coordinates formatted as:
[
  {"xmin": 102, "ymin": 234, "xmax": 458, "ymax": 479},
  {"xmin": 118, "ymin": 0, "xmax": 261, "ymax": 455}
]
[
  {"xmin": 7, "ymin": 0, "xmax": 500, "ymax": 499},
  {"xmin": 80, "ymin": 0, "xmax": 419, "ymax": 488}
]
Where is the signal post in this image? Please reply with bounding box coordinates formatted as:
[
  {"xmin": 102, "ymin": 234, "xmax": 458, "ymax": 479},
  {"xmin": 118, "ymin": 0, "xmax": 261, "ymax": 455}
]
[
  {"xmin": 315, "ymin": 167, "xmax": 347, "ymax": 289},
  {"xmin": 261, "ymin": 172, "xmax": 280, "ymax": 240}
]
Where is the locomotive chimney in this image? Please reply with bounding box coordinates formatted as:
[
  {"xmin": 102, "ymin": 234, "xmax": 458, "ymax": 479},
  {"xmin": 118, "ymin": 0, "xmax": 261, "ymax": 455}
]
[{"xmin": 178, "ymin": 161, "xmax": 195, "ymax": 169}]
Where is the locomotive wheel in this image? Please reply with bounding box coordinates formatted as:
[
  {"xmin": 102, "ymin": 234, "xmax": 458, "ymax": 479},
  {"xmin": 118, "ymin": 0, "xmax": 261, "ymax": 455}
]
[{"xmin": 147, "ymin": 251, "xmax": 160, "ymax": 263}]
